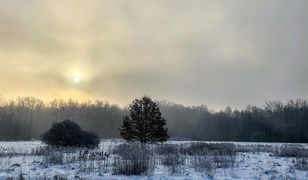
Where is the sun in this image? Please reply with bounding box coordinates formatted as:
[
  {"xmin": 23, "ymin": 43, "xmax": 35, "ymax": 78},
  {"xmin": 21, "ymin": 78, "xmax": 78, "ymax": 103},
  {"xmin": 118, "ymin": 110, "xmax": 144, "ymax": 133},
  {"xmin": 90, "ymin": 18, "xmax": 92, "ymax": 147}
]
[
  {"xmin": 73, "ymin": 76, "xmax": 81, "ymax": 83},
  {"xmin": 66, "ymin": 66, "xmax": 89, "ymax": 84}
]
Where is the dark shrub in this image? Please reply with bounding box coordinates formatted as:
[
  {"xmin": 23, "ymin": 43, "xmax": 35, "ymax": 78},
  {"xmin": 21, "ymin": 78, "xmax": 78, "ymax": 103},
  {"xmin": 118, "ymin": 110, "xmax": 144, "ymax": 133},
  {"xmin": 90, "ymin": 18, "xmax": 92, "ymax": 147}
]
[
  {"xmin": 41, "ymin": 120, "xmax": 99, "ymax": 148},
  {"xmin": 81, "ymin": 131, "xmax": 100, "ymax": 147}
]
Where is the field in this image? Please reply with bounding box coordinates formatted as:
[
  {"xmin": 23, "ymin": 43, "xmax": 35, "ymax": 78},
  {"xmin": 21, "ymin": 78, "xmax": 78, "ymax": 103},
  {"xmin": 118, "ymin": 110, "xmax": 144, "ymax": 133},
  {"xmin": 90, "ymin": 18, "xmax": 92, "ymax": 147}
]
[{"xmin": 0, "ymin": 140, "xmax": 308, "ymax": 179}]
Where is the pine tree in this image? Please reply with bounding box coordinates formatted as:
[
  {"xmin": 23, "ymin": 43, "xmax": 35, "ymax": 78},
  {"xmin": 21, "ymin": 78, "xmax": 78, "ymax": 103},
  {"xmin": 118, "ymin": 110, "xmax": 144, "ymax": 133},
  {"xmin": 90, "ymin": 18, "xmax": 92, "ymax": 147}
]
[{"xmin": 120, "ymin": 96, "xmax": 169, "ymax": 143}]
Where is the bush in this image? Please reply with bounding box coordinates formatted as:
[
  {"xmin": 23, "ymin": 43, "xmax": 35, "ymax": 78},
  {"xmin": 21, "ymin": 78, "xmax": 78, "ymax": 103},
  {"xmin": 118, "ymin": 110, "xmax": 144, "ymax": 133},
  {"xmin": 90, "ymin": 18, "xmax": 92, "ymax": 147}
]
[
  {"xmin": 81, "ymin": 131, "xmax": 100, "ymax": 148},
  {"xmin": 41, "ymin": 120, "xmax": 99, "ymax": 148},
  {"xmin": 113, "ymin": 143, "xmax": 153, "ymax": 175},
  {"xmin": 113, "ymin": 155, "xmax": 151, "ymax": 175}
]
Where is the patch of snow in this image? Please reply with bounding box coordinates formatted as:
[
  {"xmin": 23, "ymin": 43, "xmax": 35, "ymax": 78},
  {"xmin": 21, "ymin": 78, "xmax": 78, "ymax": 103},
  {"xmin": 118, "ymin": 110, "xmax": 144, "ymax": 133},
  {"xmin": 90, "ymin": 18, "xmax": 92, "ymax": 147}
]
[{"xmin": 0, "ymin": 141, "xmax": 308, "ymax": 179}]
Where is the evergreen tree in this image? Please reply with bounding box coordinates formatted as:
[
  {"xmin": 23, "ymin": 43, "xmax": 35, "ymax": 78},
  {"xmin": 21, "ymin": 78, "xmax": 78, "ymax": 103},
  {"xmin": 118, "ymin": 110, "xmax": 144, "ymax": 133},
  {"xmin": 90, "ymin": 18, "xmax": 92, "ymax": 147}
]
[{"xmin": 120, "ymin": 96, "xmax": 169, "ymax": 143}]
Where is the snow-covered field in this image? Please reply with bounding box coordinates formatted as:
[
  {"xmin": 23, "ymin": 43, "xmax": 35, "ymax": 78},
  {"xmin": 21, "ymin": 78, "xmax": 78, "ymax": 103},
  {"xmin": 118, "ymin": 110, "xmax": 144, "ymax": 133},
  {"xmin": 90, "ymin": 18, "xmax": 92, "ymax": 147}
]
[{"xmin": 0, "ymin": 140, "xmax": 307, "ymax": 179}]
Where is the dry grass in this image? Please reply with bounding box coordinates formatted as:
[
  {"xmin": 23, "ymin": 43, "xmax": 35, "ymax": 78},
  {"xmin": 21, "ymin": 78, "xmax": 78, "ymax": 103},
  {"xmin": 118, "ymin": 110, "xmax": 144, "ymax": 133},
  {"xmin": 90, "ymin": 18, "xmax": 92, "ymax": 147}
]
[
  {"xmin": 113, "ymin": 143, "xmax": 153, "ymax": 175},
  {"xmin": 273, "ymin": 145, "xmax": 308, "ymax": 157},
  {"xmin": 295, "ymin": 157, "xmax": 308, "ymax": 170}
]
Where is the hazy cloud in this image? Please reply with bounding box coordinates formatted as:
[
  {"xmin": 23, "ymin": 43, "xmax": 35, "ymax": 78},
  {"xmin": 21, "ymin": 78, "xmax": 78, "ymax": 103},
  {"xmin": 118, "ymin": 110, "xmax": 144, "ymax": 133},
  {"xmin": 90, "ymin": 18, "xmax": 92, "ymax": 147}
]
[{"xmin": 0, "ymin": 0, "xmax": 307, "ymax": 108}]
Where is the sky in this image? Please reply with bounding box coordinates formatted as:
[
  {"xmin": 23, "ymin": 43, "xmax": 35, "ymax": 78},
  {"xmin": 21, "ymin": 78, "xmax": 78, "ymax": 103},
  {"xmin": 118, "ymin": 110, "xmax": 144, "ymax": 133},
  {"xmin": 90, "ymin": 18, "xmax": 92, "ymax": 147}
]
[{"xmin": 0, "ymin": 0, "xmax": 308, "ymax": 109}]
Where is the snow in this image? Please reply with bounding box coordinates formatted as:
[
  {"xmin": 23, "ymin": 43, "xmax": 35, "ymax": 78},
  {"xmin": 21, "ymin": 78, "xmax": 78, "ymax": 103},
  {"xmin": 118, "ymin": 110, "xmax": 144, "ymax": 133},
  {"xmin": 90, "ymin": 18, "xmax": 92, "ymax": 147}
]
[
  {"xmin": 0, "ymin": 140, "xmax": 307, "ymax": 179},
  {"xmin": 215, "ymin": 152, "xmax": 307, "ymax": 179}
]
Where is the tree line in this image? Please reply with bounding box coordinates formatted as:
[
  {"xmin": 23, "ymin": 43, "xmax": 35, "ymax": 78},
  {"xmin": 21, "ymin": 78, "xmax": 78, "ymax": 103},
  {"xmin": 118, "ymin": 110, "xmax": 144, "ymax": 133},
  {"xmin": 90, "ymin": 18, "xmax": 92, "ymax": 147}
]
[{"xmin": 0, "ymin": 97, "xmax": 308, "ymax": 143}]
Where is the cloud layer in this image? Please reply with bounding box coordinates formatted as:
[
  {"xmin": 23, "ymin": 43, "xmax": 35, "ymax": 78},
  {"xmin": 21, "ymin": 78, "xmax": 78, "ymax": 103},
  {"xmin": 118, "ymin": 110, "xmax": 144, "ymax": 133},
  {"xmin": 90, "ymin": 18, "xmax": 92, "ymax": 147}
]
[{"xmin": 0, "ymin": 0, "xmax": 308, "ymax": 108}]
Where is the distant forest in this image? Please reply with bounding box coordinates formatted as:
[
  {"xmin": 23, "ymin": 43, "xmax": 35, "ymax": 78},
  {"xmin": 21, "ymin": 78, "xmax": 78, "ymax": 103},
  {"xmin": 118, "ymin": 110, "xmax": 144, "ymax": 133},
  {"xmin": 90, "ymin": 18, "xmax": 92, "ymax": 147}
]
[{"xmin": 0, "ymin": 97, "xmax": 308, "ymax": 143}]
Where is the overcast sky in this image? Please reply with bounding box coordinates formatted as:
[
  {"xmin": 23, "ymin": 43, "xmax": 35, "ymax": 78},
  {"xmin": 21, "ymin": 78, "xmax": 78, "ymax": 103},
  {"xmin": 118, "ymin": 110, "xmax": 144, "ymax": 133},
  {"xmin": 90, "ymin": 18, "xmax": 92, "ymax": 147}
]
[{"xmin": 0, "ymin": 0, "xmax": 307, "ymax": 109}]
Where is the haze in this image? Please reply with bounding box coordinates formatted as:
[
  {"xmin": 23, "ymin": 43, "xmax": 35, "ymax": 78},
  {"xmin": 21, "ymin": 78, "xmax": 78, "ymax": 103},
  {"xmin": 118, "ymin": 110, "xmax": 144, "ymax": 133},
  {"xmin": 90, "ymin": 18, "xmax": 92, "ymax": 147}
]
[{"xmin": 0, "ymin": 0, "xmax": 308, "ymax": 109}]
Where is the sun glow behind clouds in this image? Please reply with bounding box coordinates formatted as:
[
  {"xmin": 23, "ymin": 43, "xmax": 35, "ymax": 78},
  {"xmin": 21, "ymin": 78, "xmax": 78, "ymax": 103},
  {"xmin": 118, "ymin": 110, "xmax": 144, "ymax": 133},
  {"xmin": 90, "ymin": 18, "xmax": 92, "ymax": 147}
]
[
  {"xmin": 65, "ymin": 65, "xmax": 92, "ymax": 85},
  {"xmin": 0, "ymin": 1, "xmax": 307, "ymax": 108},
  {"xmin": 74, "ymin": 76, "xmax": 80, "ymax": 83}
]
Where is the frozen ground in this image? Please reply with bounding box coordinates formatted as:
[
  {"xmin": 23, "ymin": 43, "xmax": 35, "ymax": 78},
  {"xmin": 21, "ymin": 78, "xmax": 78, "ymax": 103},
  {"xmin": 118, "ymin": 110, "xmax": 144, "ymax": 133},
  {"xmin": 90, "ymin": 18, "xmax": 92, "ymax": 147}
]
[{"xmin": 0, "ymin": 140, "xmax": 307, "ymax": 179}]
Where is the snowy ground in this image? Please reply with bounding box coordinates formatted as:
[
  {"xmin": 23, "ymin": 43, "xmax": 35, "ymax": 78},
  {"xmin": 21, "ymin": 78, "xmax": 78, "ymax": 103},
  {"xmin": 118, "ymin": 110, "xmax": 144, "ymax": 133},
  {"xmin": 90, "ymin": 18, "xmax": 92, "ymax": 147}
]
[{"xmin": 0, "ymin": 140, "xmax": 307, "ymax": 179}]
